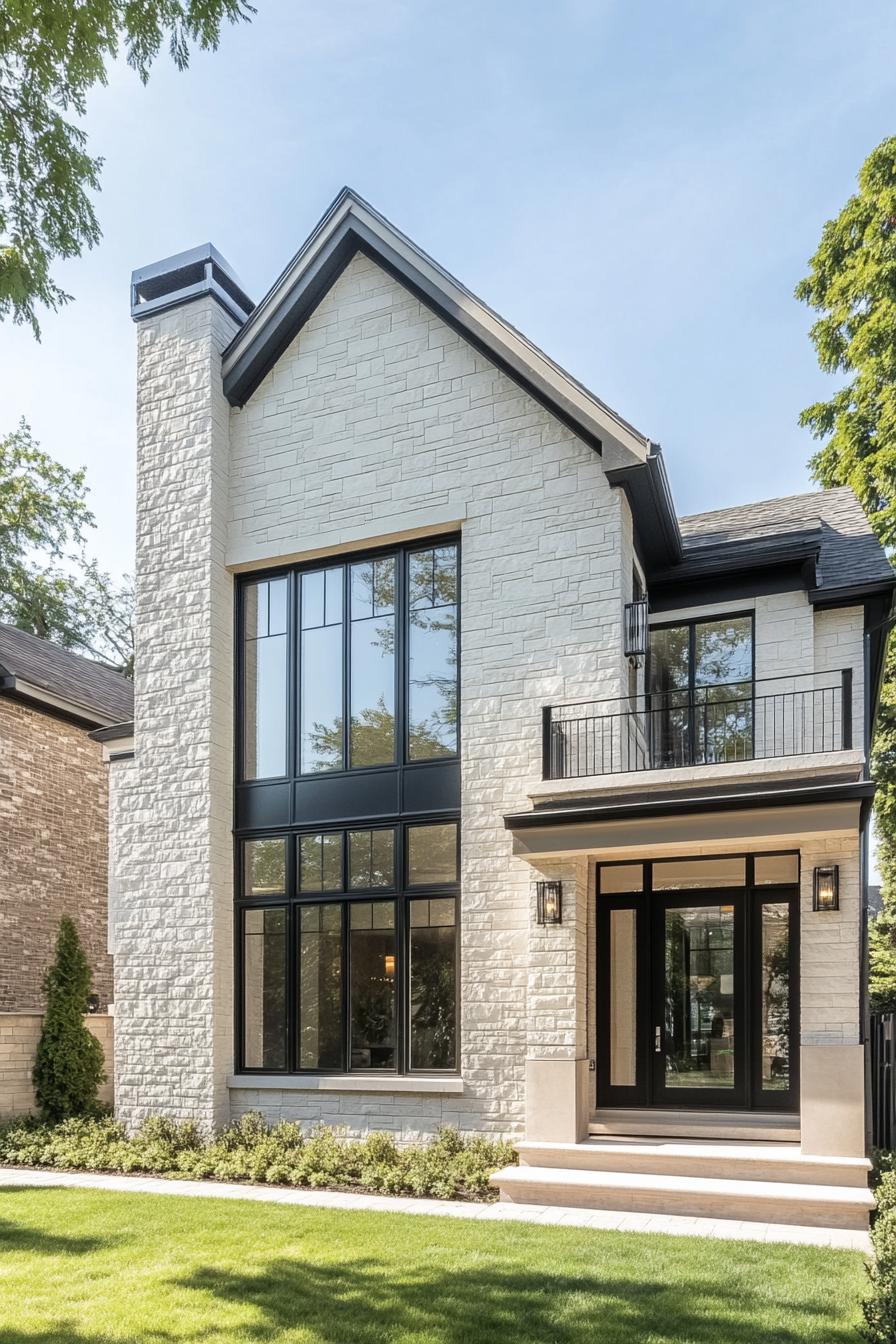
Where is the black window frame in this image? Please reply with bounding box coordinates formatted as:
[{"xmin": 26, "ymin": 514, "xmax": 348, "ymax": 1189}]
[
  {"xmin": 235, "ymin": 817, "xmax": 461, "ymax": 1076},
  {"xmin": 595, "ymin": 851, "xmax": 800, "ymax": 1112},
  {"xmin": 647, "ymin": 610, "xmax": 755, "ymax": 767},
  {"xmin": 235, "ymin": 536, "xmax": 461, "ymax": 785}
]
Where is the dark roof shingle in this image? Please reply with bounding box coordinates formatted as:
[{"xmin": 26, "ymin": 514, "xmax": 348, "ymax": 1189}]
[
  {"xmin": 0, "ymin": 623, "xmax": 133, "ymax": 725},
  {"xmin": 678, "ymin": 486, "xmax": 894, "ymax": 594}
]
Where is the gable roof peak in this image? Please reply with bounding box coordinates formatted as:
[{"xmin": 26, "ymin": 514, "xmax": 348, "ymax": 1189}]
[{"xmin": 221, "ymin": 188, "xmax": 652, "ymax": 468}]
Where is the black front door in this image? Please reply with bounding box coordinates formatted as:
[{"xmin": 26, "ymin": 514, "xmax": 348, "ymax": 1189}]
[{"xmin": 597, "ymin": 880, "xmax": 798, "ymax": 1111}]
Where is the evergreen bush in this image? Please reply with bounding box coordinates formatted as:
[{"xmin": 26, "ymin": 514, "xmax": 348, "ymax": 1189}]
[
  {"xmin": 32, "ymin": 917, "xmax": 106, "ymax": 1122},
  {"xmin": 0, "ymin": 1113, "xmax": 515, "ymax": 1202},
  {"xmin": 865, "ymin": 1160, "xmax": 896, "ymax": 1341}
]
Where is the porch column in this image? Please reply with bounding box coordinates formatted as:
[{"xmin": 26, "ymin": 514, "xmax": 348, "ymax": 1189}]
[
  {"xmin": 798, "ymin": 835, "xmax": 866, "ymax": 1158},
  {"xmin": 525, "ymin": 857, "xmax": 592, "ymax": 1142}
]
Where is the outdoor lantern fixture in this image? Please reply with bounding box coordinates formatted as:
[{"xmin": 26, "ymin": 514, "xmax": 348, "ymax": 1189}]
[
  {"xmin": 813, "ymin": 865, "xmax": 840, "ymax": 912},
  {"xmin": 623, "ymin": 599, "xmax": 649, "ymax": 663},
  {"xmin": 536, "ymin": 880, "xmax": 563, "ymax": 926}
]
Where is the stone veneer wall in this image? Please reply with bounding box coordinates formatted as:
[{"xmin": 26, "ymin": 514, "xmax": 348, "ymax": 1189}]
[
  {"xmin": 0, "ymin": 1013, "xmax": 113, "ymax": 1116},
  {"xmin": 0, "ymin": 697, "xmax": 112, "ymax": 1011},
  {"xmin": 114, "ymin": 251, "xmax": 628, "ymax": 1140},
  {"xmin": 111, "ymin": 246, "xmax": 871, "ymax": 1142},
  {"xmin": 112, "ymin": 294, "xmax": 239, "ymax": 1131}
]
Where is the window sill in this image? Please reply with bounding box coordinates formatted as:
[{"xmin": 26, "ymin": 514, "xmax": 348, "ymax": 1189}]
[{"xmin": 227, "ymin": 1074, "xmax": 465, "ymax": 1095}]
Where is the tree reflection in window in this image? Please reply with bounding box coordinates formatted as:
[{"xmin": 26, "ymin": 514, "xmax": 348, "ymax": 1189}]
[
  {"xmin": 297, "ymin": 543, "xmax": 458, "ymax": 774},
  {"xmin": 243, "ymin": 837, "xmax": 287, "ymax": 897},
  {"xmin": 408, "ymin": 545, "xmax": 458, "ymax": 759},
  {"xmin": 301, "ymin": 567, "xmax": 343, "ymax": 773},
  {"xmin": 350, "ymin": 558, "xmax": 396, "ymax": 767},
  {"xmin": 409, "ymin": 897, "xmax": 457, "ymax": 1069}
]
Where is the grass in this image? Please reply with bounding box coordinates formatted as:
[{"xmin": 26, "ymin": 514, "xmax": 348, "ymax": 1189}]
[{"xmin": 0, "ymin": 1186, "xmax": 867, "ymax": 1344}]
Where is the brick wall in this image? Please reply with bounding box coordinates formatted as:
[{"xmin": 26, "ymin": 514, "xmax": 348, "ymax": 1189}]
[
  {"xmin": 0, "ymin": 698, "xmax": 112, "ymax": 1011},
  {"xmin": 0, "ymin": 1013, "xmax": 113, "ymax": 1116}
]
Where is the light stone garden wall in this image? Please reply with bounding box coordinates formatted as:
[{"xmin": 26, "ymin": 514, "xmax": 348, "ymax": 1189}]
[{"xmin": 0, "ymin": 1013, "xmax": 113, "ymax": 1116}]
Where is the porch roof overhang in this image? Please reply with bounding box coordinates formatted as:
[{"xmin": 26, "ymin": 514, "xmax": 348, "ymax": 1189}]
[{"xmin": 504, "ymin": 777, "xmax": 875, "ymax": 862}]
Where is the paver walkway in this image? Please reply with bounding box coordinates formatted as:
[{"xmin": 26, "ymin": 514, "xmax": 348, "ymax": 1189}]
[{"xmin": 0, "ymin": 1166, "xmax": 870, "ymax": 1253}]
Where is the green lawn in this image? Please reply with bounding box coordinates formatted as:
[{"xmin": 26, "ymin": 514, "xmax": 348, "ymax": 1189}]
[{"xmin": 0, "ymin": 1186, "xmax": 867, "ymax": 1343}]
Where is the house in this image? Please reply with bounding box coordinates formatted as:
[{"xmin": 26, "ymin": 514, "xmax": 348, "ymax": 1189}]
[
  {"xmin": 103, "ymin": 189, "xmax": 893, "ymax": 1233},
  {"xmin": 0, "ymin": 623, "xmax": 133, "ymax": 1111}
]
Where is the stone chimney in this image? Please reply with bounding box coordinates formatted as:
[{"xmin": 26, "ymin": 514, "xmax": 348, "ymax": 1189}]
[{"xmin": 113, "ymin": 245, "xmax": 252, "ymax": 1130}]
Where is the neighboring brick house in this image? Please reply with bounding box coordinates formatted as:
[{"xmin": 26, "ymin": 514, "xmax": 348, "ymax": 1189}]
[
  {"xmin": 103, "ymin": 189, "xmax": 895, "ymax": 1235},
  {"xmin": 0, "ymin": 623, "xmax": 133, "ymax": 1011}
]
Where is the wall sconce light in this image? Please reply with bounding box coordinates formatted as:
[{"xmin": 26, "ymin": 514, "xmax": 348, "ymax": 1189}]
[
  {"xmin": 536, "ymin": 880, "xmax": 563, "ymax": 925},
  {"xmin": 813, "ymin": 865, "xmax": 839, "ymax": 912},
  {"xmin": 623, "ymin": 599, "xmax": 648, "ymax": 662},
  {"xmin": 383, "ymin": 954, "xmax": 396, "ymax": 978}
]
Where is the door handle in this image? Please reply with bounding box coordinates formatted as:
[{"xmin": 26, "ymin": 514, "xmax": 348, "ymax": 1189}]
[{"xmin": 655, "ymin": 1025, "xmax": 662, "ymax": 1054}]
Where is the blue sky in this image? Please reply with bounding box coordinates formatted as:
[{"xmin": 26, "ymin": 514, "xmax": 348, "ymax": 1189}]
[{"xmin": 3, "ymin": 0, "xmax": 895, "ymax": 579}]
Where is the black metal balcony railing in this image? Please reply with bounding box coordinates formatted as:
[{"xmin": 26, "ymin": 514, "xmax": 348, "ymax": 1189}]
[{"xmin": 542, "ymin": 669, "xmax": 854, "ymax": 781}]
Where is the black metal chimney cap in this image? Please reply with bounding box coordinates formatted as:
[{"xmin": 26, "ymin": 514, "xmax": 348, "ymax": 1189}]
[{"xmin": 130, "ymin": 243, "xmax": 254, "ymax": 325}]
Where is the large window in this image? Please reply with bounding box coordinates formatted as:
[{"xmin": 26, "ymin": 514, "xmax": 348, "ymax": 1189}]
[
  {"xmin": 238, "ymin": 821, "xmax": 459, "ymax": 1074},
  {"xmin": 239, "ymin": 540, "xmax": 459, "ymax": 782},
  {"xmin": 237, "ymin": 539, "xmax": 460, "ymax": 1076},
  {"xmin": 648, "ymin": 614, "xmax": 753, "ymax": 766}
]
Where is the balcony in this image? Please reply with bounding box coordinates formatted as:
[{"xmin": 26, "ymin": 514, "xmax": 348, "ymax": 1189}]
[{"xmin": 542, "ymin": 669, "xmax": 854, "ymax": 782}]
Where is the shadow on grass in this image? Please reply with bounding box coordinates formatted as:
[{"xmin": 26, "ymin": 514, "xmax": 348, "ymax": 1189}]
[
  {"xmin": 173, "ymin": 1252, "xmax": 858, "ymax": 1344},
  {"xmin": 0, "ymin": 1214, "xmax": 110, "ymax": 1257}
]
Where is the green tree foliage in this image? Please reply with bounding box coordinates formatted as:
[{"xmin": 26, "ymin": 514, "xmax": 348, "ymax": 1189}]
[
  {"xmin": 32, "ymin": 917, "xmax": 106, "ymax": 1122},
  {"xmin": 0, "ymin": 1, "xmax": 254, "ymax": 334},
  {"xmin": 0, "ymin": 418, "xmax": 133, "ymax": 671},
  {"xmin": 796, "ymin": 136, "xmax": 896, "ymax": 1009}
]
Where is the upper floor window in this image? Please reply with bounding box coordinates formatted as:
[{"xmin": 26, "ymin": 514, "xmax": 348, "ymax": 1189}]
[
  {"xmin": 648, "ymin": 614, "xmax": 753, "ymax": 766},
  {"xmin": 242, "ymin": 578, "xmax": 288, "ymax": 780},
  {"xmin": 239, "ymin": 540, "xmax": 459, "ymax": 781}
]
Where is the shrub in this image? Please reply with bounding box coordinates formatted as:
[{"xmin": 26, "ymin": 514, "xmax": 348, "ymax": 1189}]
[
  {"xmin": 864, "ymin": 1155, "xmax": 896, "ymax": 1342},
  {"xmin": 32, "ymin": 918, "xmax": 106, "ymax": 1122},
  {"xmin": 0, "ymin": 1113, "xmax": 516, "ymax": 1202}
]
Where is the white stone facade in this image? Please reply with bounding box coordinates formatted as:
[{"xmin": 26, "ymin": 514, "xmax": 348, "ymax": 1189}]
[{"xmin": 108, "ymin": 235, "xmax": 877, "ymax": 1155}]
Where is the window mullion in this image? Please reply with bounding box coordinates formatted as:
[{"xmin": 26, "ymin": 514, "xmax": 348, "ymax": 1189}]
[
  {"xmin": 343, "ymin": 563, "xmax": 350, "ymax": 771},
  {"xmin": 397, "ymin": 895, "xmax": 407, "ymax": 1074},
  {"xmin": 342, "ymin": 899, "xmax": 350, "ymax": 1072}
]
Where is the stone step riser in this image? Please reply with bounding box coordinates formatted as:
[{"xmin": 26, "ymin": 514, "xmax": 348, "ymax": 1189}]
[
  {"xmin": 496, "ymin": 1177, "xmax": 871, "ymax": 1230},
  {"xmin": 517, "ymin": 1151, "xmax": 868, "ymax": 1188},
  {"xmin": 589, "ymin": 1121, "xmax": 801, "ymax": 1142}
]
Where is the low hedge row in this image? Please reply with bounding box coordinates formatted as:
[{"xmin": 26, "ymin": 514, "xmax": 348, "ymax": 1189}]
[{"xmin": 0, "ymin": 1112, "xmax": 516, "ymax": 1202}]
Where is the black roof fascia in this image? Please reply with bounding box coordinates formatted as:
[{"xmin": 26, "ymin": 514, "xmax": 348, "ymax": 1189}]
[
  {"xmin": 810, "ymin": 577, "xmax": 896, "ymax": 608},
  {"xmin": 503, "ymin": 778, "xmax": 875, "ymax": 830},
  {"xmin": 605, "ymin": 448, "xmax": 683, "ymax": 570},
  {"xmin": 648, "ymin": 563, "xmax": 810, "ymax": 613},
  {"xmin": 651, "ymin": 532, "xmax": 821, "ymax": 586},
  {"xmin": 224, "ymin": 220, "xmax": 618, "ymax": 457},
  {"xmin": 89, "ymin": 720, "xmax": 135, "ymax": 743},
  {"xmin": 223, "ymin": 222, "xmax": 359, "ymax": 407},
  {"xmin": 865, "ymin": 591, "xmax": 896, "ymax": 754}
]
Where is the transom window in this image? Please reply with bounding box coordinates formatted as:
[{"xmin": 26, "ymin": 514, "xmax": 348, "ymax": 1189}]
[
  {"xmin": 238, "ymin": 821, "xmax": 459, "ymax": 1075},
  {"xmin": 240, "ymin": 540, "xmax": 459, "ymax": 781}
]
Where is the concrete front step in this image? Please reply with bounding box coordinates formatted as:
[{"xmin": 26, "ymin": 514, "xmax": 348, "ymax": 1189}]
[
  {"xmin": 517, "ymin": 1140, "xmax": 871, "ymax": 1188},
  {"xmin": 589, "ymin": 1108, "xmax": 801, "ymax": 1142},
  {"xmin": 492, "ymin": 1165, "xmax": 875, "ymax": 1230}
]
